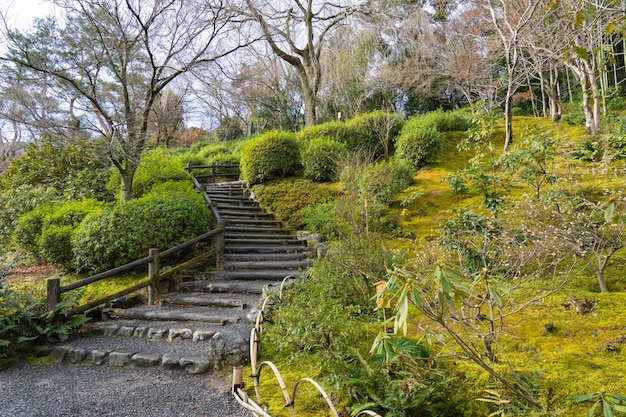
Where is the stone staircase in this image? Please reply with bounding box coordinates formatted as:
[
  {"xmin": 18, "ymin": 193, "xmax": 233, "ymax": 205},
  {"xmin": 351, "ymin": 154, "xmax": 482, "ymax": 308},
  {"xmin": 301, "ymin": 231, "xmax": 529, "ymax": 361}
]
[{"xmin": 48, "ymin": 181, "xmax": 312, "ymax": 374}]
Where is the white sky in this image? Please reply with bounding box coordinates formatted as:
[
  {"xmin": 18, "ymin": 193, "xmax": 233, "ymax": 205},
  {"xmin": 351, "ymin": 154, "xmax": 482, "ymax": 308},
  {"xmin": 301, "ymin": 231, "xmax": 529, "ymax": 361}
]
[{"xmin": 0, "ymin": 0, "xmax": 56, "ymax": 30}]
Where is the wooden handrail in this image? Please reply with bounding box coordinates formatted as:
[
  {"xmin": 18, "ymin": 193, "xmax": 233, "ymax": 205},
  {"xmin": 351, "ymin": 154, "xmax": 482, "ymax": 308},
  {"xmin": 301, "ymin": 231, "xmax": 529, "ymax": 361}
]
[{"xmin": 46, "ymin": 167, "xmax": 232, "ymax": 315}]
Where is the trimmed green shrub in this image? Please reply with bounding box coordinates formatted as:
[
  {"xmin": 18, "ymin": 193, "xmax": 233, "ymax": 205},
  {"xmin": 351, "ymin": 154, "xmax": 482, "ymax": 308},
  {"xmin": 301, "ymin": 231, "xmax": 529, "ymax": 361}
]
[
  {"xmin": 107, "ymin": 147, "xmax": 190, "ymax": 198},
  {"xmin": 346, "ymin": 110, "xmax": 405, "ymax": 159},
  {"xmin": 13, "ymin": 205, "xmax": 52, "ymax": 258},
  {"xmin": 396, "ymin": 123, "xmax": 442, "ymax": 168},
  {"xmin": 240, "ymin": 131, "xmax": 301, "ymax": 184},
  {"xmin": 295, "ymin": 121, "xmax": 354, "ymax": 144},
  {"xmin": 71, "ymin": 189, "xmax": 209, "ymax": 273},
  {"xmin": 359, "ymin": 158, "xmax": 414, "ymax": 206},
  {"xmin": 37, "ymin": 199, "xmax": 104, "ymax": 268},
  {"xmin": 301, "ymin": 138, "xmax": 346, "ymax": 182}
]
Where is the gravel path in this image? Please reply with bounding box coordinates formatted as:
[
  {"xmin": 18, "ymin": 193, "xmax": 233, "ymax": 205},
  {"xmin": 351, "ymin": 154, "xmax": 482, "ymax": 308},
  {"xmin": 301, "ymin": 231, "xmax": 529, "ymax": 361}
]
[{"xmin": 0, "ymin": 364, "xmax": 250, "ymax": 417}]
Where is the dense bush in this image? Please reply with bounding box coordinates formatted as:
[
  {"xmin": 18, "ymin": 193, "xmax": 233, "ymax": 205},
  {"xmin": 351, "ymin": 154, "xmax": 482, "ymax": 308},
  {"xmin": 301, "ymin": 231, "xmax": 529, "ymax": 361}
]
[
  {"xmin": 295, "ymin": 121, "xmax": 354, "ymax": 144},
  {"xmin": 107, "ymin": 147, "xmax": 190, "ymax": 198},
  {"xmin": 396, "ymin": 123, "xmax": 442, "ymax": 168},
  {"xmin": 38, "ymin": 199, "xmax": 104, "ymax": 268},
  {"xmin": 1, "ymin": 136, "xmax": 112, "ymax": 202},
  {"xmin": 240, "ymin": 131, "xmax": 301, "ymax": 184},
  {"xmin": 359, "ymin": 158, "xmax": 414, "ymax": 206},
  {"xmin": 251, "ymin": 178, "xmax": 338, "ymax": 230},
  {"xmin": 71, "ymin": 187, "xmax": 209, "ymax": 273},
  {"xmin": 420, "ymin": 109, "xmax": 472, "ymax": 132},
  {"xmin": 301, "ymin": 137, "xmax": 346, "ymax": 182},
  {"xmin": 13, "ymin": 204, "xmax": 52, "ymax": 257},
  {"xmin": 345, "ymin": 111, "xmax": 405, "ymax": 158},
  {"xmin": 262, "ymin": 240, "xmax": 461, "ymax": 416}
]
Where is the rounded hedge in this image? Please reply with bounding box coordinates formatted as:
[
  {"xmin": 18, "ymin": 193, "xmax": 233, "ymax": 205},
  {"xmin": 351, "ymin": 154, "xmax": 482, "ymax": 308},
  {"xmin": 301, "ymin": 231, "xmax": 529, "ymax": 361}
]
[
  {"xmin": 71, "ymin": 190, "xmax": 210, "ymax": 273},
  {"xmin": 240, "ymin": 131, "xmax": 301, "ymax": 184},
  {"xmin": 358, "ymin": 158, "xmax": 414, "ymax": 206},
  {"xmin": 295, "ymin": 121, "xmax": 354, "ymax": 144},
  {"xmin": 396, "ymin": 122, "xmax": 442, "ymax": 168},
  {"xmin": 301, "ymin": 138, "xmax": 347, "ymax": 182},
  {"xmin": 346, "ymin": 110, "xmax": 405, "ymax": 159}
]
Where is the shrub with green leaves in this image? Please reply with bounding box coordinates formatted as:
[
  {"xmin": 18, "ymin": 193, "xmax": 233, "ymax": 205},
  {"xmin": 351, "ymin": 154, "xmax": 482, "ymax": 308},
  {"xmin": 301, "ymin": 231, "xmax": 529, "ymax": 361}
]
[
  {"xmin": 295, "ymin": 120, "xmax": 354, "ymax": 144},
  {"xmin": 359, "ymin": 158, "xmax": 414, "ymax": 206},
  {"xmin": 396, "ymin": 123, "xmax": 442, "ymax": 168},
  {"xmin": 346, "ymin": 110, "xmax": 405, "ymax": 159},
  {"xmin": 107, "ymin": 147, "xmax": 190, "ymax": 198},
  {"xmin": 71, "ymin": 188, "xmax": 210, "ymax": 273},
  {"xmin": 240, "ymin": 131, "xmax": 301, "ymax": 184},
  {"xmin": 13, "ymin": 204, "xmax": 52, "ymax": 258},
  {"xmin": 301, "ymin": 137, "xmax": 346, "ymax": 182},
  {"xmin": 37, "ymin": 199, "xmax": 104, "ymax": 268}
]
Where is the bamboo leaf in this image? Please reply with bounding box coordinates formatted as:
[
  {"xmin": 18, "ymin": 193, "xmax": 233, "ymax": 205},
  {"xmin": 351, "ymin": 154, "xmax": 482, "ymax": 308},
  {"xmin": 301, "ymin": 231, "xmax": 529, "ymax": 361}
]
[
  {"xmin": 489, "ymin": 277, "xmax": 509, "ymax": 294},
  {"xmin": 604, "ymin": 399, "xmax": 615, "ymax": 417},
  {"xmin": 605, "ymin": 203, "xmax": 616, "ymax": 224},
  {"xmin": 569, "ymin": 393, "xmax": 598, "ymax": 403},
  {"xmin": 489, "ymin": 287, "xmax": 503, "ymax": 306},
  {"xmin": 411, "ymin": 287, "xmax": 422, "ymax": 308},
  {"xmin": 611, "ymin": 404, "xmax": 626, "ymax": 413},
  {"xmin": 586, "ymin": 402, "xmax": 599, "ymax": 417},
  {"xmin": 609, "ymin": 394, "xmax": 626, "ymax": 403},
  {"xmin": 575, "ymin": 46, "xmax": 589, "ymax": 60}
]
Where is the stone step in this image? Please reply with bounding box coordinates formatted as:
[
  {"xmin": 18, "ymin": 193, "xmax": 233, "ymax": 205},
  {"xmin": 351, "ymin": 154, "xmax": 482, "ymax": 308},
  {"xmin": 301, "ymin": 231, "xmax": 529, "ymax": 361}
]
[
  {"xmin": 216, "ymin": 204, "xmax": 264, "ymax": 212},
  {"xmin": 224, "ymin": 260, "xmax": 313, "ymax": 271},
  {"xmin": 226, "ymin": 233, "xmax": 296, "ymax": 240},
  {"xmin": 225, "ymin": 226, "xmax": 289, "ymax": 234},
  {"xmin": 225, "ymin": 218, "xmax": 282, "ymax": 228},
  {"xmin": 179, "ymin": 279, "xmax": 277, "ymax": 295},
  {"xmin": 220, "ymin": 211, "xmax": 274, "ymax": 220},
  {"xmin": 109, "ymin": 305, "xmax": 245, "ymax": 325},
  {"xmin": 225, "ymin": 245, "xmax": 311, "ymax": 254},
  {"xmin": 45, "ymin": 325, "xmax": 249, "ymax": 374},
  {"xmin": 225, "ymin": 252, "xmax": 310, "ymax": 262},
  {"xmin": 204, "ymin": 269, "xmax": 304, "ymax": 281},
  {"xmin": 225, "ymin": 238, "xmax": 305, "ymax": 246},
  {"xmin": 212, "ymin": 198, "xmax": 257, "ymax": 206},
  {"xmin": 159, "ymin": 292, "xmax": 260, "ymax": 309}
]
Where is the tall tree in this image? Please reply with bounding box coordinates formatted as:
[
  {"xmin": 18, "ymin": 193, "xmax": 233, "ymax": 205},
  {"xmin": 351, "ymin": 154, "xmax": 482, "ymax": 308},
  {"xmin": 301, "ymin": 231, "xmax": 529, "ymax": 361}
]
[
  {"xmin": 243, "ymin": 0, "xmax": 357, "ymax": 126},
  {"xmin": 484, "ymin": 0, "xmax": 543, "ymax": 152},
  {"xmin": 1, "ymin": 0, "xmax": 248, "ymax": 200}
]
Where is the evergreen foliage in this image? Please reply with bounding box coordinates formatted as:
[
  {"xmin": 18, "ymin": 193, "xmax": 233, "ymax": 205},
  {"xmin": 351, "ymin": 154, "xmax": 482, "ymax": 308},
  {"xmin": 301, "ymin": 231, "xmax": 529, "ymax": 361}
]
[
  {"xmin": 240, "ymin": 131, "xmax": 301, "ymax": 184},
  {"xmin": 301, "ymin": 137, "xmax": 346, "ymax": 182},
  {"xmin": 71, "ymin": 186, "xmax": 209, "ymax": 273}
]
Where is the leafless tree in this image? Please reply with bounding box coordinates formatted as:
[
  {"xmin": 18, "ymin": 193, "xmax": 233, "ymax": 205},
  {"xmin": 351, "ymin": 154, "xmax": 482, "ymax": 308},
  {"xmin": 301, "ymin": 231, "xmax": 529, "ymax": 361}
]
[
  {"xmin": 1, "ymin": 0, "xmax": 250, "ymax": 200},
  {"xmin": 243, "ymin": 0, "xmax": 357, "ymax": 126}
]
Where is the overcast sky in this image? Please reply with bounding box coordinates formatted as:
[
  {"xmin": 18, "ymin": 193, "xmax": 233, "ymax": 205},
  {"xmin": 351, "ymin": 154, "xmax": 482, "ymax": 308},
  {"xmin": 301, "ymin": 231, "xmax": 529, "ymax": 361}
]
[{"xmin": 1, "ymin": 0, "xmax": 56, "ymax": 30}]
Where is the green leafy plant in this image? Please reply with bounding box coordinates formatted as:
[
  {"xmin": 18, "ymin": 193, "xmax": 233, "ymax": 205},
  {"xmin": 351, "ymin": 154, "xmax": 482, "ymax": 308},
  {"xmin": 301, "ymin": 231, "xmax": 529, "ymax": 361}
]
[
  {"xmin": 345, "ymin": 110, "xmax": 405, "ymax": 159},
  {"xmin": 301, "ymin": 137, "xmax": 346, "ymax": 182},
  {"xmin": 568, "ymin": 392, "xmax": 626, "ymax": 416},
  {"xmin": 240, "ymin": 131, "xmax": 301, "ymax": 184},
  {"xmin": 396, "ymin": 123, "xmax": 442, "ymax": 169},
  {"xmin": 358, "ymin": 158, "xmax": 414, "ymax": 206},
  {"xmin": 71, "ymin": 186, "xmax": 209, "ymax": 273}
]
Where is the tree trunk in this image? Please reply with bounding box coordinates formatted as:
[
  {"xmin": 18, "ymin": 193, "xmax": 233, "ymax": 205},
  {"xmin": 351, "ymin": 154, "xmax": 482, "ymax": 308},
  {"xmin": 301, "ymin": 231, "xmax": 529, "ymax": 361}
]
[
  {"xmin": 597, "ymin": 269, "xmax": 609, "ymax": 292},
  {"xmin": 299, "ymin": 70, "xmax": 317, "ymax": 127},
  {"xmin": 503, "ymin": 89, "xmax": 513, "ymax": 153},
  {"xmin": 119, "ymin": 162, "xmax": 138, "ymax": 202}
]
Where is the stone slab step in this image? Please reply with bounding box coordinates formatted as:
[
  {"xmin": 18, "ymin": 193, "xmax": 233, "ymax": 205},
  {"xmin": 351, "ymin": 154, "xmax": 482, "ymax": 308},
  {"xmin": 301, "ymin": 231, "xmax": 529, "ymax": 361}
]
[
  {"xmin": 212, "ymin": 198, "xmax": 257, "ymax": 206},
  {"xmin": 225, "ymin": 238, "xmax": 304, "ymax": 246},
  {"xmin": 224, "ymin": 260, "xmax": 313, "ymax": 271},
  {"xmin": 226, "ymin": 233, "xmax": 296, "ymax": 240},
  {"xmin": 225, "ymin": 252, "xmax": 310, "ymax": 262},
  {"xmin": 179, "ymin": 279, "xmax": 277, "ymax": 295},
  {"xmin": 225, "ymin": 226, "xmax": 289, "ymax": 234},
  {"xmin": 159, "ymin": 292, "xmax": 260, "ymax": 309},
  {"xmin": 221, "ymin": 212, "xmax": 274, "ymax": 220},
  {"xmin": 216, "ymin": 204, "xmax": 264, "ymax": 212},
  {"xmin": 204, "ymin": 269, "xmax": 303, "ymax": 281},
  {"xmin": 225, "ymin": 245, "xmax": 311, "ymax": 254},
  {"xmin": 224, "ymin": 219, "xmax": 282, "ymax": 227},
  {"xmin": 45, "ymin": 325, "xmax": 249, "ymax": 374},
  {"xmin": 109, "ymin": 306, "xmax": 243, "ymax": 325}
]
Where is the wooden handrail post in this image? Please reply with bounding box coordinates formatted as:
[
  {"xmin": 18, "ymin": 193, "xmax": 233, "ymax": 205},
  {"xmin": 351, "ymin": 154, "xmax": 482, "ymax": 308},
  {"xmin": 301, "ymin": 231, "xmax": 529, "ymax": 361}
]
[
  {"xmin": 148, "ymin": 248, "xmax": 160, "ymax": 305},
  {"xmin": 47, "ymin": 278, "xmax": 61, "ymax": 312},
  {"xmin": 217, "ymin": 220, "xmax": 226, "ymax": 268}
]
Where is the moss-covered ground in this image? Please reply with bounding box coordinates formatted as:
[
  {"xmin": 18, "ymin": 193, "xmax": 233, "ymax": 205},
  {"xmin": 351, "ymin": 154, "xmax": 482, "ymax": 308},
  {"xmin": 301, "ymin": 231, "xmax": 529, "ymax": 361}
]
[{"xmin": 247, "ymin": 115, "xmax": 626, "ymax": 416}]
